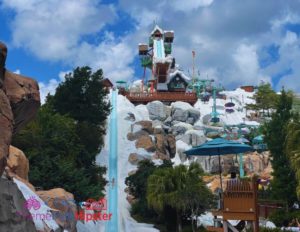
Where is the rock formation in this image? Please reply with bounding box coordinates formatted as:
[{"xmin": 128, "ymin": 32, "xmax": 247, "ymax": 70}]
[
  {"xmin": 7, "ymin": 146, "xmax": 29, "ymax": 180},
  {"xmin": 146, "ymin": 101, "xmax": 168, "ymax": 121},
  {"xmin": 37, "ymin": 188, "xmax": 77, "ymax": 232},
  {"xmin": 128, "ymin": 153, "xmax": 147, "ymax": 165},
  {"xmin": 0, "ymin": 178, "xmax": 37, "ymax": 232},
  {"xmin": 0, "ymin": 42, "xmax": 76, "ymax": 232},
  {"xmin": 0, "ymin": 41, "xmax": 40, "ymax": 176},
  {"xmin": 128, "ymin": 119, "xmax": 177, "ymax": 162}
]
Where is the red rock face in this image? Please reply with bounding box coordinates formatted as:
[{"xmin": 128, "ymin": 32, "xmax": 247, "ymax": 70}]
[
  {"xmin": 0, "ymin": 42, "xmax": 40, "ymax": 176},
  {"xmin": 0, "ymin": 89, "xmax": 13, "ymax": 175},
  {"xmin": 3, "ymin": 71, "xmax": 40, "ymax": 134}
]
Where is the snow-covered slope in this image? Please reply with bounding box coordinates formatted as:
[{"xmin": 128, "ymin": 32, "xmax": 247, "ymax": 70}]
[
  {"xmin": 194, "ymin": 88, "xmax": 259, "ymax": 126},
  {"xmin": 90, "ymin": 87, "xmax": 260, "ymax": 232},
  {"xmin": 96, "ymin": 94, "xmax": 158, "ymax": 232}
]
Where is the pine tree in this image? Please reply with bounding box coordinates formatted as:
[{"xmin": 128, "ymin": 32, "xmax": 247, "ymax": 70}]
[
  {"xmin": 263, "ymin": 89, "xmax": 297, "ymax": 207},
  {"xmin": 247, "ymin": 83, "xmax": 277, "ymax": 116}
]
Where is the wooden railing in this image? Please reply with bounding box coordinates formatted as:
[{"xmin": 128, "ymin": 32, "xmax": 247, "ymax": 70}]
[{"xmin": 125, "ymin": 92, "xmax": 198, "ymax": 105}]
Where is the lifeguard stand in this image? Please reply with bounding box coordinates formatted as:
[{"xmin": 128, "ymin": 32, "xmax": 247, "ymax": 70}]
[{"xmin": 208, "ymin": 177, "xmax": 259, "ymax": 232}]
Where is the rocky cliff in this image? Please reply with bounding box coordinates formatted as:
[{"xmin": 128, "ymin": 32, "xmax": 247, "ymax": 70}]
[
  {"xmin": 0, "ymin": 42, "xmax": 76, "ymax": 232},
  {"xmin": 0, "ymin": 42, "xmax": 40, "ymax": 176}
]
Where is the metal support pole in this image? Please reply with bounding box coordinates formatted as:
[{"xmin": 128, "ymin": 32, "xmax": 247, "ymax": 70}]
[
  {"xmin": 218, "ymin": 154, "xmax": 223, "ymax": 191},
  {"xmin": 239, "ymin": 153, "xmax": 244, "ymax": 177}
]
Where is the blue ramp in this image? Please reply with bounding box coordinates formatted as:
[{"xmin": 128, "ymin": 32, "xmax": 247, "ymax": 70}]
[{"xmin": 106, "ymin": 90, "xmax": 119, "ymax": 232}]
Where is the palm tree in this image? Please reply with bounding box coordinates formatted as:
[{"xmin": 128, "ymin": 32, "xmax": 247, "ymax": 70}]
[{"xmin": 147, "ymin": 163, "xmax": 214, "ymax": 232}]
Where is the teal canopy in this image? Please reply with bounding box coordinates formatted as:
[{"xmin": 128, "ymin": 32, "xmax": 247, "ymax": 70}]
[
  {"xmin": 253, "ymin": 135, "xmax": 264, "ymax": 144},
  {"xmin": 116, "ymin": 80, "xmax": 127, "ymax": 84},
  {"xmin": 185, "ymin": 138, "xmax": 253, "ymax": 156},
  {"xmin": 184, "ymin": 138, "xmax": 253, "ymax": 191}
]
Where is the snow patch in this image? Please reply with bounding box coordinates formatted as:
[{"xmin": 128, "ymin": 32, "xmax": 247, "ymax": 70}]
[{"xmin": 13, "ymin": 178, "xmax": 60, "ymax": 231}]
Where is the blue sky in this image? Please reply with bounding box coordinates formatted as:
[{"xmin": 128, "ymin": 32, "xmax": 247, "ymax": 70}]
[{"xmin": 1, "ymin": 0, "xmax": 300, "ymax": 102}]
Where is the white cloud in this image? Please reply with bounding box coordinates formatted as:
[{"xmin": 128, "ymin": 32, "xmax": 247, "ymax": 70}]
[
  {"xmin": 278, "ymin": 74, "xmax": 300, "ymax": 93},
  {"xmin": 172, "ymin": 0, "xmax": 213, "ymax": 12},
  {"xmin": 2, "ymin": 0, "xmax": 135, "ymax": 83},
  {"xmin": 2, "ymin": 0, "xmax": 116, "ymax": 61},
  {"xmin": 119, "ymin": 0, "xmax": 300, "ymax": 90},
  {"xmin": 58, "ymin": 70, "xmax": 72, "ymax": 81},
  {"xmin": 13, "ymin": 69, "xmax": 21, "ymax": 74},
  {"xmin": 69, "ymin": 38, "xmax": 134, "ymax": 82},
  {"xmin": 283, "ymin": 31, "xmax": 298, "ymax": 45},
  {"xmin": 38, "ymin": 79, "xmax": 59, "ymax": 104},
  {"xmin": 231, "ymin": 44, "xmax": 270, "ymax": 86},
  {"xmin": 3, "ymin": 0, "xmax": 300, "ymax": 91}
]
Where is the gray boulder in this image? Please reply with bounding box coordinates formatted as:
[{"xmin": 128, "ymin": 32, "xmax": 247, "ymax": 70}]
[
  {"xmin": 188, "ymin": 108, "xmax": 200, "ymax": 121},
  {"xmin": 183, "ymin": 130, "xmax": 206, "ymax": 146},
  {"xmin": 172, "ymin": 108, "xmax": 189, "ymax": 122},
  {"xmin": 186, "ymin": 117, "xmax": 195, "ymax": 125},
  {"xmin": 0, "ymin": 178, "xmax": 37, "ymax": 232},
  {"xmin": 125, "ymin": 112, "xmax": 136, "ymax": 122},
  {"xmin": 163, "ymin": 116, "xmax": 172, "ymax": 126},
  {"xmin": 176, "ymin": 140, "xmax": 190, "ymax": 162},
  {"xmin": 165, "ymin": 105, "xmax": 172, "ymax": 118},
  {"xmin": 147, "ymin": 101, "xmax": 167, "ymax": 121},
  {"xmin": 171, "ymin": 120, "xmax": 181, "ymax": 126},
  {"xmin": 171, "ymin": 122, "xmax": 193, "ymax": 135},
  {"xmin": 194, "ymin": 156, "xmax": 212, "ymax": 173}
]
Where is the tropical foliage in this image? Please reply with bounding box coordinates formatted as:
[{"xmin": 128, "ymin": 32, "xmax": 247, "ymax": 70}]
[{"xmin": 147, "ymin": 163, "xmax": 215, "ymax": 232}]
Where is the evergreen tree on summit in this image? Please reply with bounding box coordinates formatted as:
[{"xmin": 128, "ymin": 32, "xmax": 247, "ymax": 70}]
[{"xmin": 263, "ymin": 89, "xmax": 297, "ymax": 206}]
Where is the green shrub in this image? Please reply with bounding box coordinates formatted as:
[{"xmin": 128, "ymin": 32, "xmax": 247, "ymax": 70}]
[{"xmin": 268, "ymin": 209, "xmax": 300, "ymax": 227}]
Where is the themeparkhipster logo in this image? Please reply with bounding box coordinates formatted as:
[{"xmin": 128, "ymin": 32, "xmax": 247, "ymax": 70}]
[{"xmin": 15, "ymin": 196, "xmax": 112, "ymax": 222}]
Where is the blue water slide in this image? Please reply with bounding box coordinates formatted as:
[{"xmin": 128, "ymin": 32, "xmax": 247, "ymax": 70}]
[
  {"xmin": 106, "ymin": 90, "xmax": 119, "ymax": 232},
  {"xmin": 154, "ymin": 39, "xmax": 165, "ymax": 59}
]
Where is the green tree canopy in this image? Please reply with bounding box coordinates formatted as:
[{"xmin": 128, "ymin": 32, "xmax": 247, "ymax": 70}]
[
  {"xmin": 247, "ymin": 82, "xmax": 278, "ymax": 116},
  {"xmin": 125, "ymin": 160, "xmax": 173, "ymax": 222},
  {"xmin": 50, "ymin": 66, "xmax": 111, "ymax": 157},
  {"xmin": 13, "ymin": 66, "xmax": 110, "ymax": 201},
  {"xmin": 263, "ymin": 89, "xmax": 297, "ymax": 206},
  {"xmin": 13, "ymin": 105, "xmax": 107, "ymax": 201},
  {"xmin": 147, "ymin": 163, "xmax": 214, "ymax": 232},
  {"xmin": 51, "ymin": 67, "xmax": 110, "ymax": 125},
  {"xmin": 286, "ymin": 114, "xmax": 300, "ymax": 197}
]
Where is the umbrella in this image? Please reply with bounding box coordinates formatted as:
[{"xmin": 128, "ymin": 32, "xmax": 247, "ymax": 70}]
[
  {"xmin": 253, "ymin": 135, "xmax": 264, "ymax": 143},
  {"xmin": 235, "ymin": 137, "xmax": 250, "ymax": 143},
  {"xmin": 184, "ymin": 138, "xmax": 253, "ymax": 191}
]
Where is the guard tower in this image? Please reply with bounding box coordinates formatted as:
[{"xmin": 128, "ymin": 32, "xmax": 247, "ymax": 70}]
[
  {"xmin": 208, "ymin": 177, "xmax": 259, "ymax": 232},
  {"xmin": 124, "ymin": 25, "xmax": 197, "ymax": 105},
  {"xmin": 138, "ymin": 25, "xmax": 174, "ymax": 91}
]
